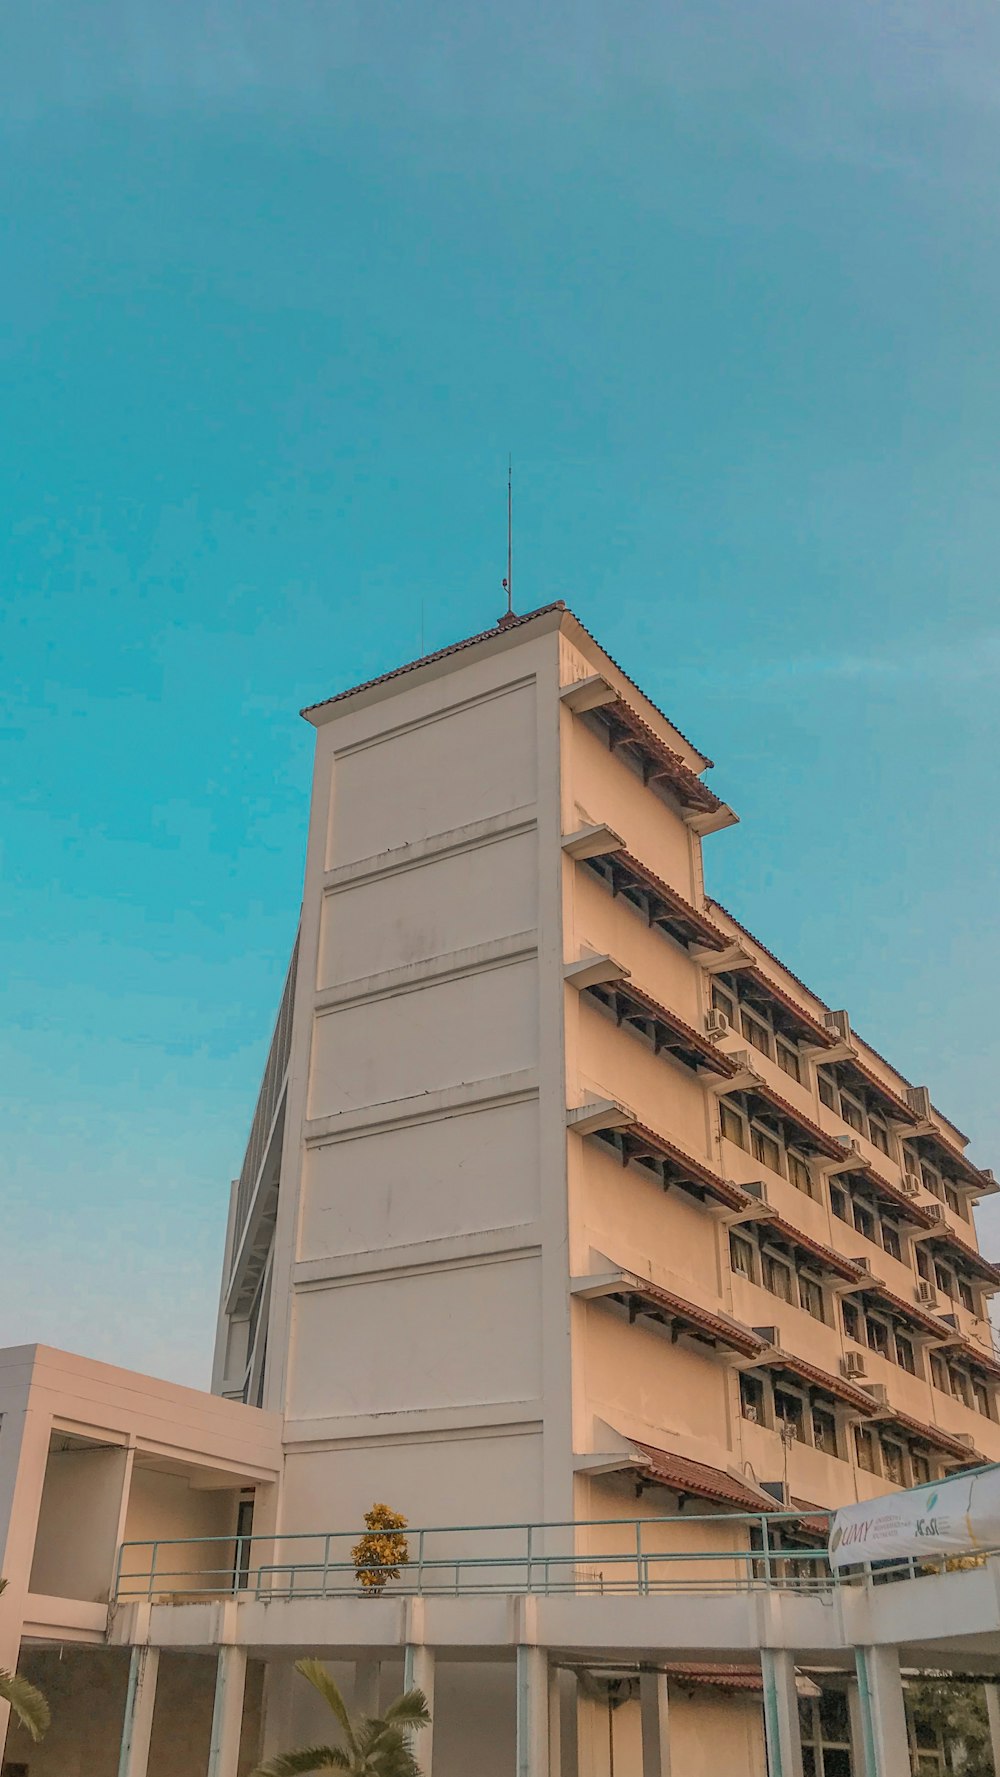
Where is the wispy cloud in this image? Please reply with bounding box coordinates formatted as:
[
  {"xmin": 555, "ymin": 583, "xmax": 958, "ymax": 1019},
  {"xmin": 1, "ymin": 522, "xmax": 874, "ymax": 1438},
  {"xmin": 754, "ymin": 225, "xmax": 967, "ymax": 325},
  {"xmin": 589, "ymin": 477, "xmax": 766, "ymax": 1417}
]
[{"xmin": 689, "ymin": 630, "xmax": 1000, "ymax": 694}]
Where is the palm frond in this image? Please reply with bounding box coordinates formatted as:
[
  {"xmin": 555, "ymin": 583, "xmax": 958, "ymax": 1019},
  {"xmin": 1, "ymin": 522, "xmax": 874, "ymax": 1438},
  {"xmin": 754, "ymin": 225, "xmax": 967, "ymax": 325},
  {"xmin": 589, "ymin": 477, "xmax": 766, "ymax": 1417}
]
[
  {"xmin": 294, "ymin": 1662, "xmax": 357, "ymax": 1753},
  {"xmin": 381, "ymin": 1689, "xmax": 430, "ymax": 1729},
  {"xmin": 250, "ymin": 1745, "xmax": 348, "ymax": 1777},
  {"xmin": 0, "ymin": 1670, "xmax": 50, "ymax": 1742}
]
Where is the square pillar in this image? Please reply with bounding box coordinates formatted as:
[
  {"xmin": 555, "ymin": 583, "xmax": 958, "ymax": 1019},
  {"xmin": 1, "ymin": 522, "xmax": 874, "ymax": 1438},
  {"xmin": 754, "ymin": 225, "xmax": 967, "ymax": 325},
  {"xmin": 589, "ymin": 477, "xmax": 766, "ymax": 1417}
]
[
  {"xmin": 117, "ymin": 1646, "xmax": 161, "ymax": 1777},
  {"xmin": 853, "ymin": 1646, "xmax": 910, "ymax": 1777},
  {"xmin": 403, "ymin": 1643, "xmax": 435, "ymax": 1774},
  {"xmin": 354, "ymin": 1659, "xmax": 380, "ymax": 1718},
  {"xmin": 985, "ymin": 1685, "xmax": 1000, "ymax": 1776},
  {"xmin": 761, "ymin": 1649, "xmax": 803, "ymax": 1777},
  {"xmin": 517, "ymin": 1646, "xmax": 549, "ymax": 1777},
  {"xmin": 639, "ymin": 1671, "xmax": 671, "ymax": 1777},
  {"xmin": 208, "ymin": 1646, "xmax": 248, "ymax": 1777}
]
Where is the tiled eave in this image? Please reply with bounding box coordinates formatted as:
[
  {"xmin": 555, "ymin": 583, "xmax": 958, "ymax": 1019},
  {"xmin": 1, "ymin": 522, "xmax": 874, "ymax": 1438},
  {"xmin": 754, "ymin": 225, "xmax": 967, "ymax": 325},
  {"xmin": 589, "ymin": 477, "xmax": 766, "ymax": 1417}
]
[
  {"xmin": 627, "ymin": 1438, "xmax": 781, "ymax": 1513},
  {"xmin": 588, "ymin": 1118, "xmax": 748, "ymax": 1212},
  {"xmin": 839, "ymin": 1159, "xmax": 935, "ymax": 1229},
  {"xmin": 755, "ymin": 1214, "xmax": 863, "ymax": 1283},
  {"xmin": 845, "ymin": 1273, "xmax": 951, "ymax": 1340},
  {"xmin": 588, "ymin": 694, "xmax": 724, "ymax": 815},
  {"xmin": 746, "ymin": 1348, "xmax": 879, "ymax": 1415},
  {"xmin": 581, "ymin": 845, "xmax": 728, "ymax": 952},
  {"xmin": 583, "ymin": 978, "xmax": 738, "ymax": 1078},
  {"xmin": 584, "ymin": 1269, "xmax": 763, "ymax": 1358},
  {"xmin": 728, "ymin": 1078, "xmax": 845, "ymax": 1161},
  {"xmin": 869, "ymin": 1407, "xmax": 981, "ymax": 1464},
  {"xmin": 925, "ymin": 1225, "xmax": 1000, "ymax": 1288}
]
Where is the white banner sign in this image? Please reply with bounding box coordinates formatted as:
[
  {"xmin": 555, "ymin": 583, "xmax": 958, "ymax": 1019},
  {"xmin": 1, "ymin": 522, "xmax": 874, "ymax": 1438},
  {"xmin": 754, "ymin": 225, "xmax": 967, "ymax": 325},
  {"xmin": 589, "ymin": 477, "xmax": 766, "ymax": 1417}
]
[{"xmin": 829, "ymin": 1465, "xmax": 1000, "ymax": 1569}]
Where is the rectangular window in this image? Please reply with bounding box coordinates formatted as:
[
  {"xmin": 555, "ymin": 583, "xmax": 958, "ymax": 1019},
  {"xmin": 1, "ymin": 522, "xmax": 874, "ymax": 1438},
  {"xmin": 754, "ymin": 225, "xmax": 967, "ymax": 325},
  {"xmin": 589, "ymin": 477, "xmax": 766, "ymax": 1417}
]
[
  {"xmin": 841, "ymin": 1094, "xmax": 865, "ymax": 1133},
  {"xmin": 935, "ymin": 1264, "xmax": 953, "ymax": 1298},
  {"xmin": 922, "ymin": 1164, "xmax": 942, "ymax": 1199},
  {"xmin": 787, "ymin": 1151, "xmax": 812, "ymax": 1196},
  {"xmin": 741, "ymin": 1007, "xmax": 774, "ymax": 1059},
  {"xmin": 866, "ymin": 1317, "xmax": 890, "ymax": 1358},
  {"xmin": 959, "ymin": 1278, "xmax": 975, "ymax": 1313},
  {"xmin": 830, "ymin": 1184, "xmax": 850, "ymax": 1223},
  {"xmin": 930, "ymin": 1352, "xmax": 949, "ymax": 1393},
  {"xmin": 751, "ymin": 1125, "xmax": 782, "ymax": 1174},
  {"xmin": 729, "ymin": 1232, "xmax": 755, "ymax": 1281},
  {"xmin": 973, "ymin": 1379, "xmax": 992, "ymax": 1419},
  {"xmin": 800, "ymin": 1274, "xmax": 825, "ymax": 1323},
  {"xmin": 712, "ymin": 981, "xmax": 737, "ymax": 1023},
  {"xmin": 775, "ymin": 1388, "xmax": 805, "ymax": 1440},
  {"xmin": 949, "ymin": 1368, "xmax": 971, "ymax": 1407},
  {"xmin": 842, "ymin": 1299, "xmax": 861, "ymax": 1341},
  {"xmin": 812, "ymin": 1407, "xmax": 837, "ymax": 1455},
  {"xmin": 895, "ymin": 1333, "xmax": 917, "ymax": 1375},
  {"xmin": 945, "ymin": 1184, "xmax": 961, "ymax": 1214},
  {"xmin": 916, "ymin": 1247, "xmax": 933, "ymax": 1282},
  {"xmin": 911, "ymin": 1451, "xmax": 931, "ymax": 1486},
  {"xmin": 776, "ymin": 1038, "xmax": 801, "ymax": 1083},
  {"xmin": 854, "ymin": 1203, "xmax": 876, "ymax": 1243},
  {"xmin": 740, "ymin": 1372, "xmax": 765, "ymax": 1423},
  {"xmin": 869, "ymin": 1116, "xmax": 890, "ymax": 1156},
  {"xmin": 818, "ymin": 1073, "xmax": 838, "ymax": 1111},
  {"xmin": 855, "ymin": 1425, "xmax": 878, "ymax": 1473},
  {"xmin": 762, "ymin": 1252, "xmax": 793, "ymax": 1303},
  {"xmin": 720, "ymin": 1102, "xmax": 746, "ymax": 1149},
  {"xmin": 881, "ymin": 1440, "xmax": 905, "ymax": 1485},
  {"xmin": 881, "ymin": 1222, "xmax": 901, "ymax": 1262}
]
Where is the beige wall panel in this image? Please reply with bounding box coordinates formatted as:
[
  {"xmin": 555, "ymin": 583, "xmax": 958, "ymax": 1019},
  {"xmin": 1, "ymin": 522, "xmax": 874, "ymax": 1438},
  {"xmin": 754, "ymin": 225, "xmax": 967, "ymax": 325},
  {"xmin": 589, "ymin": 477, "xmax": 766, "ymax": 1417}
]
[
  {"xmin": 119, "ymin": 1468, "xmax": 238, "ymax": 1588},
  {"xmin": 575, "ymin": 1139, "xmax": 722, "ymax": 1290},
  {"xmin": 329, "ymin": 683, "xmax": 537, "ymax": 866},
  {"xmin": 670, "ymin": 1689, "xmax": 767, "ymax": 1777},
  {"xmin": 582, "ymin": 1306, "xmax": 730, "ymax": 1446},
  {"xmin": 566, "ymin": 863, "xmax": 702, "ymax": 1023},
  {"xmin": 575, "ymin": 998, "xmax": 711, "ymax": 1154},
  {"xmin": 286, "ymin": 1257, "xmax": 542, "ymax": 1420},
  {"xmin": 307, "ymin": 959, "xmax": 537, "ymax": 1118},
  {"xmin": 299, "ymin": 1098, "xmax": 540, "ymax": 1260},
  {"xmin": 318, "ymin": 829, "xmax": 538, "ymax": 987},
  {"xmin": 565, "ymin": 716, "xmax": 696, "ymax": 899},
  {"xmin": 279, "ymin": 1430, "xmax": 543, "ymax": 1532},
  {"xmin": 29, "ymin": 1446, "xmax": 129, "ymax": 1602}
]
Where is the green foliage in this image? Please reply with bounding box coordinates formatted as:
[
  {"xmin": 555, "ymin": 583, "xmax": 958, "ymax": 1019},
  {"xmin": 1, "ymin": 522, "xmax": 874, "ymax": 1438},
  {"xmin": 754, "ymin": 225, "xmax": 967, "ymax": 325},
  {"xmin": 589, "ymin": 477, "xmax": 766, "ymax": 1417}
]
[
  {"xmin": 907, "ymin": 1677, "xmax": 992, "ymax": 1777},
  {"xmin": 0, "ymin": 1579, "xmax": 50, "ymax": 1742},
  {"xmin": 351, "ymin": 1504, "xmax": 410, "ymax": 1595},
  {"xmin": 251, "ymin": 1659, "xmax": 430, "ymax": 1777}
]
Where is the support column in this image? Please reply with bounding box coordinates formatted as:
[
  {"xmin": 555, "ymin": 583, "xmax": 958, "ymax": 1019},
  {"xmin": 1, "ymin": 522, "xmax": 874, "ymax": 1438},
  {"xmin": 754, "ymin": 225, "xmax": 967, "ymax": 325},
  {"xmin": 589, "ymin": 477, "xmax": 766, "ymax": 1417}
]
[
  {"xmin": 985, "ymin": 1685, "xmax": 1000, "ymax": 1776},
  {"xmin": 354, "ymin": 1660, "xmax": 380, "ymax": 1718},
  {"xmin": 639, "ymin": 1671, "xmax": 671, "ymax": 1777},
  {"xmin": 853, "ymin": 1647, "xmax": 910, "ymax": 1777},
  {"xmin": 516, "ymin": 1646, "xmax": 549, "ymax": 1777},
  {"xmin": 117, "ymin": 1646, "xmax": 161, "ymax": 1777},
  {"xmin": 761, "ymin": 1650, "xmax": 804, "ymax": 1777},
  {"xmin": 208, "ymin": 1646, "xmax": 248, "ymax": 1777},
  {"xmin": 403, "ymin": 1643, "xmax": 435, "ymax": 1774},
  {"xmin": 847, "ymin": 1679, "xmax": 867, "ymax": 1777}
]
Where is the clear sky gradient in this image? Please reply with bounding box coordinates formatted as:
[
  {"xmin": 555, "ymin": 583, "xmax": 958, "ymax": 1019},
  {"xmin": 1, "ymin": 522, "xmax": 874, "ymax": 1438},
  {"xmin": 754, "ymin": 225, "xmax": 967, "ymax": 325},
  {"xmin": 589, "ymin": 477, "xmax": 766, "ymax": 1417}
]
[{"xmin": 3, "ymin": 1, "xmax": 999, "ymax": 1383}]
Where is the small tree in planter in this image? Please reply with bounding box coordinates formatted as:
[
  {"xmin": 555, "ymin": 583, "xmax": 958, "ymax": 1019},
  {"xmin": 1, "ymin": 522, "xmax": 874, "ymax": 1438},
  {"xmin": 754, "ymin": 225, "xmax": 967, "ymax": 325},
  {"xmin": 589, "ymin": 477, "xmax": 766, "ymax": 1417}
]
[{"xmin": 352, "ymin": 1504, "xmax": 409, "ymax": 1595}]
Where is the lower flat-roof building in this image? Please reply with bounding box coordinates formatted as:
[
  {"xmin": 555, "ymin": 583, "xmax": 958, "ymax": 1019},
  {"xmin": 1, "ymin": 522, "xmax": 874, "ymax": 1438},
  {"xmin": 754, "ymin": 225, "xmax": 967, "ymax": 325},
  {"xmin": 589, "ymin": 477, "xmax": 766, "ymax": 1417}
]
[{"xmin": 2, "ymin": 602, "xmax": 999, "ymax": 1777}]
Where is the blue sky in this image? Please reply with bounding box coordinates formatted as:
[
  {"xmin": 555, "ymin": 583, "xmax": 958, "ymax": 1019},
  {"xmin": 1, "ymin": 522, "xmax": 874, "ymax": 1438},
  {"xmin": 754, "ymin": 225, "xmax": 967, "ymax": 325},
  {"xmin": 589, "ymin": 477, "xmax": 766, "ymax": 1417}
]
[{"xmin": 3, "ymin": 1, "xmax": 1000, "ymax": 1383}]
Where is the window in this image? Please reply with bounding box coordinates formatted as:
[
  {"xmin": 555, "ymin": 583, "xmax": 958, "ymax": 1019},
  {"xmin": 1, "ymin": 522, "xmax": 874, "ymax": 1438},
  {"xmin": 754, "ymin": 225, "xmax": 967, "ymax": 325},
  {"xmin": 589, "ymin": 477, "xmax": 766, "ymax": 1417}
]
[
  {"xmin": 775, "ymin": 1388, "xmax": 805, "ymax": 1441},
  {"xmin": 842, "ymin": 1299, "xmax": 861, "ymax": 1342},
  {"xmin": 712, "ymin": 981, "xmax": 737, "ymax": 1023},
  {"xmin": 788, "ymin": 1151, "xmax": 813, "ymax": 1196},
  {"xmin": 945, "ymin": 1184, "xmax": 961, "ymax": 1214},
  {"xmin": 934, "ymin": 1264, "xmax": 953, "ymax": 1298},
  {"xmin": 895, "ymin": 1332, "xmax": 917, "ymax": 1375},
  {"xmin": 812, "ymin": 1407, "xmax": 838, "ymax": 1456},
  {"xmin": 855, "ymin": 1424, "xmax": 878, "ymax": 1473},
  {"xmin": 973, "ymin": 1378, "xmax": 992, "ymax": 1419},
  {"xmin": 799, "ymin": 1690, "xmax": 852, "ymax": 1777},
  {"xmin": 959, "ymin": 1278, "xmax": 975, "ymax": 1313},
  {"xmin": 881, "ymin": 1222, "xmax": 901, "ymax": 1262},
  {"xmin": 841, "ymin": 1093, "xmax": 865, "ymax": 1134},
  {"xmin": 869, "ymin": 1115, "xmax": 890, "ymax": 1156},
  {"xmin": 799, "ymin": 1274, "xmax": 825, "ymax": 1324},
  {"xmin": 730, "ymin": 1231, "xmax": 756, "ymax": 1281},
  {"xmin": 922, "ymin": 1164, "xmax": 942, "ymax": 1199},
  {"xmin": 911, "ymin": 1451, "xmax": 931, "ymax": 1486},
  {"xmin": 930, "ymin": 1352, "xmax": 949, "ymax": 1393},
  {"xmin": 720, "ymin": 1102, "xmax": 746, "ymax": 1149},
  {"xmin": 741, "ymin": 1006, "xmax": 774, "ymax": 1059},
  {"xmin": 818, "ymin": 1072, "xmax": 837, "ymax": 1111},
  {"xmin": 854, "ymin": 1202, "xmax": 876, "ymax": 1243},
  {"xmin": 881, "ymin": 1439, "xmax": 905, "ymax": 1485},
  {"xmin": 866, "ymin": 1316, "xmax": 890, "ymax": 1358},
  {"xmin": 751, "ymin": 1124, "xmax": 782, "ymax": 1174},
  {"xmin": 762, "ymin": 1251, "xmax": 793, "ymax": 1303},
  {"xmin": 949, "ymin": 1368, "xmax": 972, "ymax": 1408},
  {"xmin": 916, "ymin": 1247, "xmax": 933, "ymax": 1282},
  {"xmin": 776, "ymin": 1038, "xmax": 801, "ymax": 1083},
  {"xmin": 830, "ymin": 1184, "xmax": 850, "ymax": 1223},
  {"xmin": 740, "ymin": 1371, "xmax": 765, "ymax": 1423}
]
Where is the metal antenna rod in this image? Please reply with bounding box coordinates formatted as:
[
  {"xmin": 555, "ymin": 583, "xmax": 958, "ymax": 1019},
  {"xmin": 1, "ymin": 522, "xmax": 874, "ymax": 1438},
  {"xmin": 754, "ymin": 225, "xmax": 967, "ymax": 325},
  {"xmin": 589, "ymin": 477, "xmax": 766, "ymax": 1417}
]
[{"xmin": 506, "ymin": 455, "xmax": 513, "ymax": 615}]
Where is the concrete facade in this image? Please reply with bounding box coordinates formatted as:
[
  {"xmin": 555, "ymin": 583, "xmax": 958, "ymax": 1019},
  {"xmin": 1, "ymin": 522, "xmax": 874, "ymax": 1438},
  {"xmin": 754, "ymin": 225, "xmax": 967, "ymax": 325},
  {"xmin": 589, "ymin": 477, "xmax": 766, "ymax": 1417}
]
[{"xmin": 3, "ymin": 603, "xmax": 1000, "ymax": 1777}]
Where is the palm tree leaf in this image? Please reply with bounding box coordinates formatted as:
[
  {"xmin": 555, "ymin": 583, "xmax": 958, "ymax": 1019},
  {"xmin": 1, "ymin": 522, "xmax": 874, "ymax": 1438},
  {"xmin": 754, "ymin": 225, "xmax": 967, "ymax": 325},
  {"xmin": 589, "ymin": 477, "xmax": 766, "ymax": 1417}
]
[
  {"xmin": 381, "ymin": 1689, "xmax": 430, "ymax": 1728},
  {"xmin": 0, "ymin": 1670, "xmax": 50, "ymax": 1742},
  {"xmin": 294, "ymin": 1662, "xmax": 357, "ymax": 1753},
  {"xmin": 250, "ymin": 1745, "xmax": 347, "ymax": 1777}
]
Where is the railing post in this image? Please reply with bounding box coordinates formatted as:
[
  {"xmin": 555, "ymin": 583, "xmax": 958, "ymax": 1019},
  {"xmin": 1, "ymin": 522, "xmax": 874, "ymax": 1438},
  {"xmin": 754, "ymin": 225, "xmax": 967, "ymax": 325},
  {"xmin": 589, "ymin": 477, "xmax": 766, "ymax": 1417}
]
[
  {"xmin": 417, "ymin": 1529, "xmax": 425, "ymax": 1593},
  {"xmin": 148, "ymin": 1542, "xmax": 158, "ymax": 1602},
  {"xmin": 526, "ymin": 1523, "xmax": 534, "ymax": 1593},
  {"xmin": 636, "ymin": 1517, "xmax": 647, "ymax": 1595},
  {"xmin": 760, "ymin": 1516, "xmax": 773, "ymax": 1589},
  {"xmin": 322, "ymin": 1534, "xmax": 331, "ymax": 1596}
]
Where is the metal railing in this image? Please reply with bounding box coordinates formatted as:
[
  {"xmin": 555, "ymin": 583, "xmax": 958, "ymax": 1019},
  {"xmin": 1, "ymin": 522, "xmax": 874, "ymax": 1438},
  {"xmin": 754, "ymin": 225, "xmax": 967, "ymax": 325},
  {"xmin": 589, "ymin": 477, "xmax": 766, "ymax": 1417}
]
[{"xmin": 115, "ymin": 1510, "xmax": 845, "ymax": 1603}]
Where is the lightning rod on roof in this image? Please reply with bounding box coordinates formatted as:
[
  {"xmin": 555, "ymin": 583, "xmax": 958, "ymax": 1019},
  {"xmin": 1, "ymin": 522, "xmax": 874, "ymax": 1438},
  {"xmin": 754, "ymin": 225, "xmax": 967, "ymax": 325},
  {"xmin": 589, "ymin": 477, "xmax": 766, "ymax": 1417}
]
[{"xmin": 499, "ymin": 455, "xmax": 517, "ymax": 626}]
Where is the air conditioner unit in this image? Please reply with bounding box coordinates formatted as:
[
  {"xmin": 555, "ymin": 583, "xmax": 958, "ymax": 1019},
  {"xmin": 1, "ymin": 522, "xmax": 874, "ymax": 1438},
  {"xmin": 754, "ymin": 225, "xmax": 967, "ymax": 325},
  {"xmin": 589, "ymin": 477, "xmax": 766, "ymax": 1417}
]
[
  {"xmin": 924, "ymin": 1202, "xmax": 945, "ymax": 1225},
  {"xmin": 705, "ymin": 1009, "xmax": 731, "ymax": 1041},
  {"xmin": 900, "ymin": 1175, "xmax": 920, "ymax": 1197},
  {"xmin": 916, "ymin": 1280, "xmax": 938, "ymax": 1307},
  {"xmin": 744, "ymin": 1405, "xmax": 759, "ymax": 1423},
  {"xmin": 841, "ymin": 1352, "xmax": 867, "ymax": 1380},
  {"xmin": 907, "ymin": 1085, "xmax": 932, "ymax": 1121},
  {"xmin": 824, "ymin": 1009, "xmax": 852, "ymax": 1044}
]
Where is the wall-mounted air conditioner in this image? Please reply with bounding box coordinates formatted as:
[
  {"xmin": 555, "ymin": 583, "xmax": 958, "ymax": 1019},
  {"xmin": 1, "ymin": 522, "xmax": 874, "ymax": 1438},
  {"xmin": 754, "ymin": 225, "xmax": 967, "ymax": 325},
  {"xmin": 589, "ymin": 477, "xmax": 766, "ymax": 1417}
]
[
  {"xmin": 841, "ymin": 1351, "xmax": 867, "ymax": 1380},
  {"xmin": 705, "ymin": 1009, "xmax": 731, "ymax": 1040},
  {"xmin": 916, "ymin": 1280, "xmax": 938, "ymax": 1307}
]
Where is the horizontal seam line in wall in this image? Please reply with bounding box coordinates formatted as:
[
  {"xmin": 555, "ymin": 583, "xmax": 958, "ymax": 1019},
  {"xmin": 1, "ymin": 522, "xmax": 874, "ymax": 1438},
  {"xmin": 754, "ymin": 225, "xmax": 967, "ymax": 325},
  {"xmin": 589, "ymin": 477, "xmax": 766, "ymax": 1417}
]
[
  {"xmin": 281, "ymin": 1409, "xmax": 545, "ymax": 1450},
  {"xmin": 322, "ymin": 810, "xmax": 538, "ymax": 893},
  {"xmin": 293, "ymin": 1244, "xmax": 543, "ymax": 1292},
  {"xmin": 331, "ymin": 674, "xmax": 537, "ymax": 759},
  {"xmin": 304, "ymin": 1072, "xmax": 540, "ymax": 1146},
  {"xmin": 314, "ymin": 933, "xmax": 538, "ymax": 1012}
]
